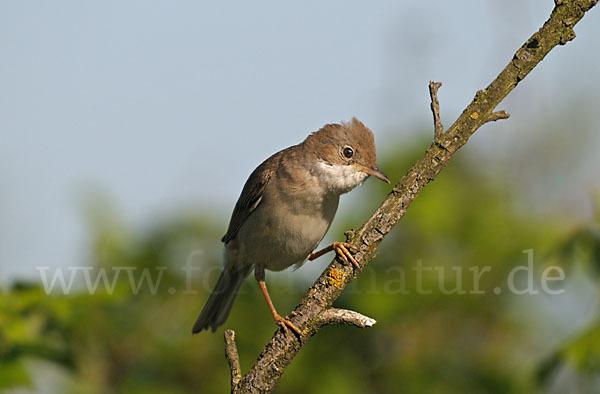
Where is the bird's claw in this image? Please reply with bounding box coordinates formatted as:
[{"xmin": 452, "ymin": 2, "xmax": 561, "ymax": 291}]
[
  {"xmin": 274, "ymin": 313, "xmax": 302, "ymax": 336},
  {"xmin": 333, "ymin": 241, "xmax": 361, "ymax": 272}
]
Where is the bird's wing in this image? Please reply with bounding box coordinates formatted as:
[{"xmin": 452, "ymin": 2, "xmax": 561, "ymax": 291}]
[{"xmin": 221, "ymin": 151, "xmax": 282, "ymax": 244}]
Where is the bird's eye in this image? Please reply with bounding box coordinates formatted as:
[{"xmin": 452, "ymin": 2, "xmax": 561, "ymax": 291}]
[{"xmin": 343, "ymin": 146, "xmax": 354, "ymax": 158}]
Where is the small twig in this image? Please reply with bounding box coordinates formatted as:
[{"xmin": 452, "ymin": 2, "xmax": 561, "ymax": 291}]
[
  {"xmin": 485, "ymin": 110, "xmax": 510, "ymax": 123},
  {"xmin": 429, "ymin": 81, "xmax": 444, "ymax": 139},
  {"xmin": 318, "ymin": 308, "xmax": 377, "ymax": 328},
  {"xmin": 224, "ymin": 330, "xmax": 242, "ymax": 389}
]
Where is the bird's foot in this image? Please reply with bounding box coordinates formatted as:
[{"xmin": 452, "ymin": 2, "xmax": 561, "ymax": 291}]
[
  {"xmin": 274, "ymin": 312, "xmax": 302, "ymax": 336},
  {"xmin": 332, "ymin": 242, "xmax": 361, "ymax": 271}
]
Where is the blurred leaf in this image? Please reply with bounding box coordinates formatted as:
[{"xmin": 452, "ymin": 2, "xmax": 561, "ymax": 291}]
[{"xmin": 0, "ymin": 359, "xmax": 31, "ymax": 389}]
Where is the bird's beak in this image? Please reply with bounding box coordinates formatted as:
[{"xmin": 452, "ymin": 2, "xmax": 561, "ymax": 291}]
[{"xmin": 353, "ymin": 164, "xmax": 390, "ymax": 184}]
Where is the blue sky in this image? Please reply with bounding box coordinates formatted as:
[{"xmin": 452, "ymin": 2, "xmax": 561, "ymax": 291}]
[{"xmin": 1, "ymin": 1, "xmax": 599, "ymax": 282}]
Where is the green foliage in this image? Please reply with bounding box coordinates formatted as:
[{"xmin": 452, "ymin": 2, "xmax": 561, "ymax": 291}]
[{"xmin": 0, "ymin": 283, "xmax": 77, "ymax": 389}]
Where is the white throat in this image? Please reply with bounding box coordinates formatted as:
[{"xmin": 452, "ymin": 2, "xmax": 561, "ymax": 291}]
[{"xmin": 314, "ymin": 161, "xmax": 369, "ymax": 195}]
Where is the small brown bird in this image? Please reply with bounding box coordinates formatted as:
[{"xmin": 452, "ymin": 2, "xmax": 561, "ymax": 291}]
[{"xmin": 192, "ymin": 118, "xmax": 389, "ymax": 335}]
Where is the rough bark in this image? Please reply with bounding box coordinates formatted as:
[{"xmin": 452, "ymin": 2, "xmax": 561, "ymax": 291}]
[{"xmin": 228, "ymin": 1, "xmax": 598, "ymax": 392}]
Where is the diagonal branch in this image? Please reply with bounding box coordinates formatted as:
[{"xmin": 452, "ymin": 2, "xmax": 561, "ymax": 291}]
[{"xmin": 231, "ymin": 0, "xmax": 598, "ymax": 392}]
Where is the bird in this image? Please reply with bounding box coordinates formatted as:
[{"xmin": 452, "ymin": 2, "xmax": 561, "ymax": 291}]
[{"xmin": 192, "ymin": 118, "xmax": 389, "ymax": 335}]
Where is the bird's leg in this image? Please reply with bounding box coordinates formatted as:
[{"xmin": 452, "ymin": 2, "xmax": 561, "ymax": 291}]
[
  {"xmin": 309, "ymin": 241, "xmax": 361, "ymax": 271},
  {"xmin": 254, "ymin": 266, "xmax": 302, "ymax": 336}
]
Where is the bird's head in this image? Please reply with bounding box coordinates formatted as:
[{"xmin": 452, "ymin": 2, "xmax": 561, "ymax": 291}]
[{"xmin": 304, "ymin": 118, "xmax": 389, "ymax": 194}]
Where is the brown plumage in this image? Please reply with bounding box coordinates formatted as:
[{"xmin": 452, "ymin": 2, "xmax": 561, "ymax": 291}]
[{"xmin": 193, "ymin": 118, "xmax": 388, "ymax": 334}]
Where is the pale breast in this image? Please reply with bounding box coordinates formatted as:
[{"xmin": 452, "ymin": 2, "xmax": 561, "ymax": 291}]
[{"xmin": 227, "ymin": 176, "xmax": 339, "ymax": 272}]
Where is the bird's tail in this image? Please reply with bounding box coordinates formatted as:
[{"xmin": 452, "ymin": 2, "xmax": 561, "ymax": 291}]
[{"xmin": 192, "ymin": 266, "xmax": 252, "ymax": 334}]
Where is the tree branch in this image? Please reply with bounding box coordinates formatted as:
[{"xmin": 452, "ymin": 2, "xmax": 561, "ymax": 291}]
[
  {"xmin": 429, "ymin": 80, "xmax": 444, "ymax": 139},
  {"xmin": 224, "ymin": 330, "xmax": 242, "ymax": 390},
  {"xmin": 485, "ymin": 110, "xmax": 510, "ymax": 123},
  {"xmin": 231, "ymin": 0, "xmax": 598, "ymax": 392},
  {"xmin": 316, "ymin": 308, "xmax": 377, "ymax": 328}
]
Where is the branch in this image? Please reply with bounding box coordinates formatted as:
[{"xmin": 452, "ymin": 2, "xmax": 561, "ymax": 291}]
[
  {"xmin": 231, "ymin": 1, "xmax": 598, "ymax": 392},
  {"xmin": 316, "ymin": 308, "xmax": 377, "ymax": 328},
  {"xmin": 485, "ymin": 110, "xmax": 510, "ymax": 123},
  {"xmin": 429, "ymin": 81, "xmax": 444, "ymax": 139},
  {"xmin": 224, "ymin": 330, "xmax": 242, "ymax": 390}
]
